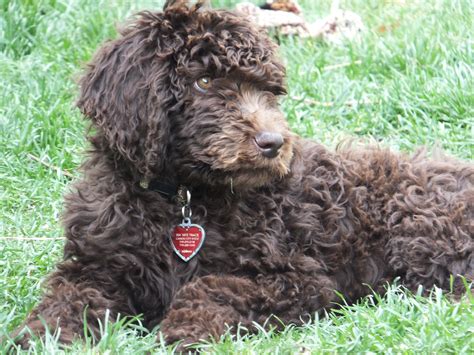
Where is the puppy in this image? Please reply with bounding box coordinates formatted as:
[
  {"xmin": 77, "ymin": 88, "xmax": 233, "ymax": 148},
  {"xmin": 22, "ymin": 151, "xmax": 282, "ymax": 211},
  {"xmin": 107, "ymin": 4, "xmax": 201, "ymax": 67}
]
[{"xmin": 12, "ymin": 0, "xmax": 473, "ymax": 350}]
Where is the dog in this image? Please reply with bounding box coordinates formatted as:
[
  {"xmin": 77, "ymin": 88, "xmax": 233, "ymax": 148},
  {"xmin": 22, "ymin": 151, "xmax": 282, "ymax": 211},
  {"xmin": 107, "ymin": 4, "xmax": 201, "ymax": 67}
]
[{"xmin": 12, "ymin": 0, "xmax": 473, "ymax": 350}]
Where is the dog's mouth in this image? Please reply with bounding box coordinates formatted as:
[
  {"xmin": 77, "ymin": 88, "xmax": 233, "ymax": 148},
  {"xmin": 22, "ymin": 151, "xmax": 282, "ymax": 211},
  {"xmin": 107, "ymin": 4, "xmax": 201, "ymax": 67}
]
[
  {"xmin": 225, "ymin": 141, "xmax": 294, "ymax": 188},
  {"xmin": 186, "ymin": 130, "xmax": 295, "ymax": 189},
  {"xmin": 189, "ymin": 144, "xmax": 293, "ymax": 190}
]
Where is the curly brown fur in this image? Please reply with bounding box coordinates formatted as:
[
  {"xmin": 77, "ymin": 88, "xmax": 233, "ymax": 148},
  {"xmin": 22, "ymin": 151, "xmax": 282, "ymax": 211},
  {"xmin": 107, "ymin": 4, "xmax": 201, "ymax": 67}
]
[{"xmin": 12, "ymin": 1, "xmax": 473, "ymax": 350}]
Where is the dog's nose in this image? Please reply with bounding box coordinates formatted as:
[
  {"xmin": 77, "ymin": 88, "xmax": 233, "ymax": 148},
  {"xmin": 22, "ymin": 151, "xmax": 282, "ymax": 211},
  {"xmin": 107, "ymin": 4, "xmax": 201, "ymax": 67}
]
[{"xmin": 254, "ymin": 131, "xmax": 284, "ymax": 158}]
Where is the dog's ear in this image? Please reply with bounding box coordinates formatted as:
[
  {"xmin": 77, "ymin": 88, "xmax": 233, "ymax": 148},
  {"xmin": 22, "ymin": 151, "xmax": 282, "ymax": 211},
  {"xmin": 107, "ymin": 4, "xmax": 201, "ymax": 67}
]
[{"xmin": 77, "ymin": 12, "xmax": 180, "ymax": 179}]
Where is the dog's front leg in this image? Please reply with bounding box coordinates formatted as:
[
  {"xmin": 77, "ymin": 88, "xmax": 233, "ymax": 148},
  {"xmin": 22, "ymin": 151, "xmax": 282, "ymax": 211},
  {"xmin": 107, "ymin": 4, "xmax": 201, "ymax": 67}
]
[
  {"xmin": 159, "ymin": 273, "xmax": 337, "ymax": 350},
  {"xmin": 9, "ymin": 270, "xmax": 121, "ymax": 349}
]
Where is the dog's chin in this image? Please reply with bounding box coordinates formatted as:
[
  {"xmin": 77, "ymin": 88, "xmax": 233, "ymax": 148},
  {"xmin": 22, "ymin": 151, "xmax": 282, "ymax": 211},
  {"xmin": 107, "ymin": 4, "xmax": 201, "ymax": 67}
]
[
  {"xmin": 226, "ymin": 153, "xmax": 293, "ymax": 190},
  {"xmin": 230, "ymin": 169, "xmax": 287, "ymax": 189}
]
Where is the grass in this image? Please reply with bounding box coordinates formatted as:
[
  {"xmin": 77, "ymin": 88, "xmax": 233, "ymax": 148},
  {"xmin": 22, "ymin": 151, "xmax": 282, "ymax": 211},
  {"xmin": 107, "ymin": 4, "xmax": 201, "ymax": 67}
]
[{"xmin": 0, "ymin": 0, "xmax": 473, "ymax": 353}]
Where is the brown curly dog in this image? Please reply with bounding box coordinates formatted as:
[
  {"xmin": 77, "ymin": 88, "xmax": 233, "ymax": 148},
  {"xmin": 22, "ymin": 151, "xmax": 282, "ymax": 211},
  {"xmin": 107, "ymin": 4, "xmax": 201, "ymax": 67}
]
[{"xmin": 12, "ymin": 0, "xmax": 473, "ymax": 350}]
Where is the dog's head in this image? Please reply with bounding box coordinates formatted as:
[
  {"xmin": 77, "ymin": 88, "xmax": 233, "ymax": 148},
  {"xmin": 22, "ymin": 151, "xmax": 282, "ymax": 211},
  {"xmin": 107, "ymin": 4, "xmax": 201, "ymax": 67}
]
[{"xmin": 78, "ymin": 1, "xmax": 295, "ymax": 189}]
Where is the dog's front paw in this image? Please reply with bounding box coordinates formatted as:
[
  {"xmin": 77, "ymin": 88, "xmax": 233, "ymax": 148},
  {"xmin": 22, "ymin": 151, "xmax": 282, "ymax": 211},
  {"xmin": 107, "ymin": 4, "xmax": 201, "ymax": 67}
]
[
  {"xmin": 160, "ymin": 321, "xmax": 211, "ymax": 353},
  {"xmin": 7, "ymin": 322, "xmax": 42, "ymax": 351},
  {"xmin": 8, "ymin": 319, "xmax": 75, "ymax": 351}
]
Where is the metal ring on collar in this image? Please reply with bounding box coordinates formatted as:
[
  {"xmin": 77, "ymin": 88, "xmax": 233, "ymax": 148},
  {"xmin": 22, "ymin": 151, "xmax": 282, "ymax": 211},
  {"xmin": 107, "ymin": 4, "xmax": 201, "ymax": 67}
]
[{"xmin": 182, "ymin": 205, "xmax": 192, "ymax": 219}]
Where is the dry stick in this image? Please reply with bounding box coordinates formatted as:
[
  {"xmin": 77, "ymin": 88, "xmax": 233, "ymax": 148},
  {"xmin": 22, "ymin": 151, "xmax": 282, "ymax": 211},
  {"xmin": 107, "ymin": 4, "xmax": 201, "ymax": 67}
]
[
  {"xmin": 323, "ymin": 60, "xmax": 362, "ymax": 71},
  {"xmin": 27, "ymin": 153, "xmax": 75, "ymax": 178}
]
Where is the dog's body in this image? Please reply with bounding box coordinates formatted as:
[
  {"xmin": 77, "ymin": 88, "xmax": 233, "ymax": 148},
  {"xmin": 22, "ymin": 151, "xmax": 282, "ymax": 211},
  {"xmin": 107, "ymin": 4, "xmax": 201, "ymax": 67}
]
[{"xmin": 14, "ymin": 2, "xmax": 473, "ymax": 349}]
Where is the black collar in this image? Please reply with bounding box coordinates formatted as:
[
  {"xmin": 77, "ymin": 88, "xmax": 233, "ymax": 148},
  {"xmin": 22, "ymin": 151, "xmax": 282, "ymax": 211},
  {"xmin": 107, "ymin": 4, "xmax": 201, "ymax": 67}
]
[
  {"xmin": 144, "ymin": 179, "xmax": 209, "ymax": 202},
  {"xmin": 147, "ymin": 179, "xmax": 180, "ymax": 199}
]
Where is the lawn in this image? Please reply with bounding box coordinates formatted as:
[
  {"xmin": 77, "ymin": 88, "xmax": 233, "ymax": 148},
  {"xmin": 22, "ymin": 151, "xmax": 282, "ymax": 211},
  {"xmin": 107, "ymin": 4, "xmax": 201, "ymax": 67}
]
[{"xmin": 0, "ymin": 0, "xmax": 473, "ymax": 353}]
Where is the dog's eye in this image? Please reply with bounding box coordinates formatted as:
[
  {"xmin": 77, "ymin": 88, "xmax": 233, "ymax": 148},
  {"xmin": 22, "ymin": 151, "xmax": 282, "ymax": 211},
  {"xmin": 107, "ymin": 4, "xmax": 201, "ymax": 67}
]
[{"xmin": 194, "ymin": 76, "xmax": 212, "ymax": 93}]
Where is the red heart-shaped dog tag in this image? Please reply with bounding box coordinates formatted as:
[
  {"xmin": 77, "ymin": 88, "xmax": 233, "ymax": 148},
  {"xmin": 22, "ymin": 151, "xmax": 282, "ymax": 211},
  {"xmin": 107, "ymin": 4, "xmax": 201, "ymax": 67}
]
[{"xmin": 171, "ymin": 222, "xmax": 206, "ymax": 262}]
